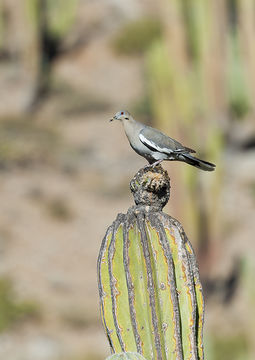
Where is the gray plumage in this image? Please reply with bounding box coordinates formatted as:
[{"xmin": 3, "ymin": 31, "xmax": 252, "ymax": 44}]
[{"xmin": 110, "ymin": 110, "xmax": 216, "ymax": 171}]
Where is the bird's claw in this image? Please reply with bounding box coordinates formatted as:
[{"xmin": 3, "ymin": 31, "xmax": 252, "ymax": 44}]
[
  {"xmin": 152, "ymin": 160, "xmax": 163, "ymax": 168},
  {"xmin": 142, "ymin": 164, "xmax": 152, "ymax": 170},
  {"xmin": 143, "ymin": 160, "xmax": 162, "ymax": 170}
]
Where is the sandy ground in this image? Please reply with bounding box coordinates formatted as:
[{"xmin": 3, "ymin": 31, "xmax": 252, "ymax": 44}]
[{"xmin": 0, "ymin": 1, "xmax": 255, "ymax": 359}]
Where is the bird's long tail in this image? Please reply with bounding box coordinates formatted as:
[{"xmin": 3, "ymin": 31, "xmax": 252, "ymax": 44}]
[{"xmin": 180, "ymin": 153, "xmax": 216, "ymax": 171}]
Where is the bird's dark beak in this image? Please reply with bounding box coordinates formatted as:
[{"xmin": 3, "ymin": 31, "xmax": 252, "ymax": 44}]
[{"xmin": 109, "ymin": 116, "xmax": 117, "ymax": 122}]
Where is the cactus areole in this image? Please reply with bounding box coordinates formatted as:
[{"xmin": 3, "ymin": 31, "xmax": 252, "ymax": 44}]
[{"xmin": 97, "ymin": 166, "xmax": 204, "ymax": 360}]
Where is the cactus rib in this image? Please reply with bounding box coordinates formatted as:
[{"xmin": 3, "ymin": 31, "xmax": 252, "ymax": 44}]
[
  {"xmin": 98, "ymin": 166, "xmax": 205, "ymax": 360},
  {"xmin": 98, "ymin": 210, "xmax": 204, "ymax": 359}
]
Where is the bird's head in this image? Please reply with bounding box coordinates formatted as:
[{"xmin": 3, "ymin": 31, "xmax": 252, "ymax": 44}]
[{"xmin": 110, "ymin": 110, "xmax": 132, "ymax": 122}]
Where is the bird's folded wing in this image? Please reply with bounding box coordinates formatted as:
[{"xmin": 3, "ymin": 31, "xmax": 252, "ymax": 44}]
[{"xmin": 139, "ymin": 127, "xmax": 195, "ymax": 154}]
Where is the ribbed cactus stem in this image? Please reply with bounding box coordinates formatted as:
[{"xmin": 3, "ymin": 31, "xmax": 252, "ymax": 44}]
[
  {"xmin": 106, "ymin": 352, "xmax": 147, "ymax": 360},
  {"xmin": 98, "ymin": 166, "xmax": 204, "ymax": 360}
]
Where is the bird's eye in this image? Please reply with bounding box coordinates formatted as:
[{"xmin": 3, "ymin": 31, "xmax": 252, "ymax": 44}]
[
  {"xmin": 124, "ymin": 117, "xmax": 129, "ymax": 120},
  {"xmin": 120, "ymin": 111, "xmax": 124, "ymax": 115}
]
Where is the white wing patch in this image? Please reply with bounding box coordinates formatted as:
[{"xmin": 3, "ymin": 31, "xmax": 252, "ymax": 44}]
[{"xmin": 139, "ymin": 133, "xmax": 173, "ymax": 154}]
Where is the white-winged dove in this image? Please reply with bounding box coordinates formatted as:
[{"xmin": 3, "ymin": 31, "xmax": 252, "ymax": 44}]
[{"xmin": 110, "ymin": 110, "xmax": 216, "ymax": 171}]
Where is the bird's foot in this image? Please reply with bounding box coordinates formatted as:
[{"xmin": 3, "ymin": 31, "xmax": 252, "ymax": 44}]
[
  {"xmin": 142, "ymin": 160, "xmax": 163, "ymax": 171},
  {"xmin": 151, "ymin": 160, "xmax": 163, "ymax": 168},
  {"xmin": 142, "ymin": 163, "xmax": 153, "ymax": 170}
]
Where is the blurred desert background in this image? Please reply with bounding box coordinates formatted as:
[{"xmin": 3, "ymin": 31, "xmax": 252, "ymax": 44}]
[{"xmin": 0, "ymin": 1, "xmax": 255, "ymax": 359}]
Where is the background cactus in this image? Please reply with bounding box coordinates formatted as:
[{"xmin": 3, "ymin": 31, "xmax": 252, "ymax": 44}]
[
  {"xmin": 144, "ymin": 0, "xmax": 254, "ymax": 274},
  {"xmin": 98, "ymin": 166, "xmax": 204, "ymax": 360},
  {"xmin": 25, "ymin": 0, "xmax": 79, "ymax": 106}
]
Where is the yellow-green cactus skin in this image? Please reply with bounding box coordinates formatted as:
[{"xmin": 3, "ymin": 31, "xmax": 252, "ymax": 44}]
[{"xmin": 98, "ymin": 166, "xmax": 204, "ymax": 360}]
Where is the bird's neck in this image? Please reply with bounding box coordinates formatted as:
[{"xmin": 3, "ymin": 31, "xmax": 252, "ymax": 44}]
[{"xmin": 122, "ymin": 119, "xmax": 142, "ymax": 140}]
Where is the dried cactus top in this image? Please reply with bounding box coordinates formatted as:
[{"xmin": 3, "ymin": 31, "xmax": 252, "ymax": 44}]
[{"xmin": 130, "ymin": 165, "xmax": 170, "ymax": 211}]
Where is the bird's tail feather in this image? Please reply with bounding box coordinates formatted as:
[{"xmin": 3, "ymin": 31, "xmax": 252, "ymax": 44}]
[{"xmin": 180, "ymin": 153, "xmax": 216, "ymax": 171}]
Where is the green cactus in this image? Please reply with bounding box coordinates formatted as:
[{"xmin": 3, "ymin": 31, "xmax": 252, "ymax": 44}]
[
  {"xmin": 0, "ymin": 2, "xmax": 3, "ymax": 51},
  {"xmin": 98, "ymin": 166, "xmax": 204, "ymax": 360},
  {"xmin": 46, "ymin": 0, "xmax": 78, "ymax": 39},
  {"xmin": 24, "ymin": 0, "xmax": 79, "ymax": 107},
  {"xmin": 145, "ymin": 0, "xmax": 227, "ymax": 255},
  {"xmin": 26, "ymin": 0, "xmax": 78, "ymax": 39},
  {"xmin": 106, "ymin": 352, "xmax": 147, "ymax": 360}
]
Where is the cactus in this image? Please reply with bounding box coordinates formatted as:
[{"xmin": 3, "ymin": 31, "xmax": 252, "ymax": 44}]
[
  {"xmin": 26, "ymin": 0, "xmax": 78, "ymax": 39},
  {"xmin": 24, "ymin": 0, "xmax": 79, "ymax": 107},
  {"xmin": 98, "ymin": 166, "xmax": 204, "ymax": 360},
  {"xmin": 106, "ymin": 352, "xmax": 147, "ymax": 360},
  {"xmin": 145, "ymin": 1, "xmax": 227, "ymax": 266},
  {"xmin": 0, "ymin": 2, "xmax": 3, "ymax": 52}
]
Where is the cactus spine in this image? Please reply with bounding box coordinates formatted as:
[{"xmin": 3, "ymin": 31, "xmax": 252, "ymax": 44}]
[{"xmin": 98, "ymin": 166, "xmax": 204, "ymax": 360}]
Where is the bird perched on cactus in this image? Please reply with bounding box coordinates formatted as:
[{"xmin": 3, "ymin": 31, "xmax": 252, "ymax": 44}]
[{"xmin": 110, "ymin": 110, "xmax": 215, "ymax": 171}]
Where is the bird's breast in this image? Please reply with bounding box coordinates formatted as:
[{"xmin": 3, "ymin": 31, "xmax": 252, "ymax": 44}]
[{"xmin": 123, "ymin": 121, "xmax": 168, "ymax": 161}]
